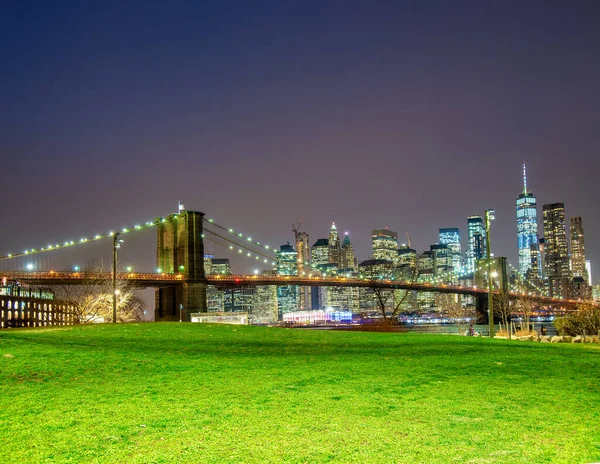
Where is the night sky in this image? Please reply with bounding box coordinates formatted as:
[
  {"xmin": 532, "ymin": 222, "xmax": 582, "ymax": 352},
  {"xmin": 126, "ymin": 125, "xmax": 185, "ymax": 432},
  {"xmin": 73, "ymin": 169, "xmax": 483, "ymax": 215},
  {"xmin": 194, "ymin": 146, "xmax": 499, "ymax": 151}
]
[{"xmin": 2, "ymin": 1, "xmax": 600, "ymax": 278}]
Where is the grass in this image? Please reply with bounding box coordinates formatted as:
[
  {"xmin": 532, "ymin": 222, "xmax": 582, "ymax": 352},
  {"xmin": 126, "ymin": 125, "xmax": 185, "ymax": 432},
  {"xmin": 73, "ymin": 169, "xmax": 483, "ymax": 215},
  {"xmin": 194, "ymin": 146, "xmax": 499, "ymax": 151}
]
[{"xmin": 1, "ymin": 323, "xmax": 599, "ymax": 463}]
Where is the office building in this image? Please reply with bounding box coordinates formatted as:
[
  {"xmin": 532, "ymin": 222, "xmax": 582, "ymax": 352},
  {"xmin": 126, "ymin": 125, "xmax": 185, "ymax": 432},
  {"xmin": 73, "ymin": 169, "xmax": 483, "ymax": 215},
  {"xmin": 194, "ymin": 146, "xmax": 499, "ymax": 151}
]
[
  {"xmin": 466, "ymin": 216, "xmax": 486, "ymax": 273},
  {"xmin": 311, "ymin": 238, "xmax": 330, "ymax": 269},
  {"xmin": 516, "ymin": 163, "xmax": 541, "ymax": 277},
  {"xmin": 328, "ymin": 222, "xmax": 341, "ymax": 266},
  {"xmin": 543, "ymin": 203, "xmax": 570, "ymax": 298},
  {"xmin": 570, "ymin": 217, "xmax": 587, "ymax": 283},
  {"xmin": 439, "ymin": 228, "xmax": 462, "ymax": 274},
  {"xmin": 277, "ymin": 243, "xmax": 298, "ymax": 317},
  {"xmin": 372, "ymin": 228, "xmax": 398, "ymax": 263},
  {"xmin": 340, "ymin": 233, "xmax": 357, "ymax": 272}
]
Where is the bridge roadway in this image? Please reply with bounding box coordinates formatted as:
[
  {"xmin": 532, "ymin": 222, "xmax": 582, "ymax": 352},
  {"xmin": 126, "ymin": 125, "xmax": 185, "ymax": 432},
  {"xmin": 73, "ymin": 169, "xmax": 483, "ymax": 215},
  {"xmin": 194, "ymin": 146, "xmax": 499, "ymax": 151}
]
[{"xmin": 2, "ymin": 271, "xmax": 588, "ymax": 309}]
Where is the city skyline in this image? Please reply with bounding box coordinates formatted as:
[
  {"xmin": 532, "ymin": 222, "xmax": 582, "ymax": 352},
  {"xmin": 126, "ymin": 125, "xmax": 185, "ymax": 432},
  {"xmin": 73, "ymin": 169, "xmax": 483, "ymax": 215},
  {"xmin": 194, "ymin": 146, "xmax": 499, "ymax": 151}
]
[{"xmin": 1, "ymin": 2, "xmax": 599, "ymax": 279}]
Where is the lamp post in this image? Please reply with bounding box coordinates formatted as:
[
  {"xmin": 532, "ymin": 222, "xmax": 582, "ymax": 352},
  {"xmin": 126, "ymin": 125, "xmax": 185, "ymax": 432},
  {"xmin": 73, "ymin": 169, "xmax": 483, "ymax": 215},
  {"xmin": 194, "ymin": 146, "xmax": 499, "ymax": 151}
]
[
  {"xmin": 112, "ymin": 233, "xmax": 122, "ymax": 323},
  {"xmin": 485, "ymin": 209, "xmax": 495, "ymax": 337}
]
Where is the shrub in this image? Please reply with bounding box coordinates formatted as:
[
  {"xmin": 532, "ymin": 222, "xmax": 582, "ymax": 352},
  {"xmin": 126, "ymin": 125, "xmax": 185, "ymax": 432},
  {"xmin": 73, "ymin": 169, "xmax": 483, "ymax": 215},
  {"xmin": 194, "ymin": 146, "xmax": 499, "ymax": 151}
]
[{"xmin": 554, "ymin": 304, "xmax": 600, "ymax": 336}]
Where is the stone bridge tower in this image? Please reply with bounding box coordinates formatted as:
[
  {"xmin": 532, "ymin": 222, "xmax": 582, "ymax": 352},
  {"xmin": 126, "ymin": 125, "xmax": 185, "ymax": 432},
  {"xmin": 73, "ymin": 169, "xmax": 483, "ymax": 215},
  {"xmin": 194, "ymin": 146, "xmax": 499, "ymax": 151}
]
[{"xmin": 155, "ymin": 210, "xmax": 207, "ymax": 321}]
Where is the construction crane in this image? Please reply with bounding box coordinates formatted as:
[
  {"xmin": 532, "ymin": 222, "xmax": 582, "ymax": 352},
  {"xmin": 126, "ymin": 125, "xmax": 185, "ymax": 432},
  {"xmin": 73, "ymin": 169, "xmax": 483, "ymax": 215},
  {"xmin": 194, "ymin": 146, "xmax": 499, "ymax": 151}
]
[{"xmin": 292, "ymin": 220, "xmax": 304, "ymax": 242}]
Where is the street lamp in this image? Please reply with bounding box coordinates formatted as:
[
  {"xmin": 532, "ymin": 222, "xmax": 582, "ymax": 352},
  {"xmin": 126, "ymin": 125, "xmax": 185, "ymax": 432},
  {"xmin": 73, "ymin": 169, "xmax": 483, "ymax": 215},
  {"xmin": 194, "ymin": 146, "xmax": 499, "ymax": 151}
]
[
  {"xmin": 485, "ymin": 209, "xmax": 495, "ymax": 337},
  {"xmin": 112, "ymin": 233, "xmax": 123, "ymax": 323}
]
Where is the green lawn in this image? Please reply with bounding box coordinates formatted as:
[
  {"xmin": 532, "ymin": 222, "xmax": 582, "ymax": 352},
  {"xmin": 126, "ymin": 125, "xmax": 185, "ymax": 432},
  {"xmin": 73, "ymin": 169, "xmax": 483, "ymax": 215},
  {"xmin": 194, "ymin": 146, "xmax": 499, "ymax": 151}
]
[{"xmin": 1, "ymin": 323, "xmax": 599, "ymax": 463}]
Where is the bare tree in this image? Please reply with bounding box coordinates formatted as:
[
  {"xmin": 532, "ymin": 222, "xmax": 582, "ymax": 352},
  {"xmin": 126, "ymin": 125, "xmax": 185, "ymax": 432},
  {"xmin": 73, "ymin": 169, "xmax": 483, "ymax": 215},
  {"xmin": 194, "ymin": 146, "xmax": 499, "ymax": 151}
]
[
  {"xmin": 367, "ymin": 266, "xmax": 419, "ymax": 328},
  {"xmin": 494, "ymin": 290, "xmax": 513, "ymax": 339},
  {"xmin": 439, "ymin": 295, "xmax": 475, "ymax": 335},
  {"xmin": 515, "ymin": 293, "xmax": 537, "ymax": 334},
  {"xmin": 54, "ymin": 265, "xmax": 145, "ymax": 323}
]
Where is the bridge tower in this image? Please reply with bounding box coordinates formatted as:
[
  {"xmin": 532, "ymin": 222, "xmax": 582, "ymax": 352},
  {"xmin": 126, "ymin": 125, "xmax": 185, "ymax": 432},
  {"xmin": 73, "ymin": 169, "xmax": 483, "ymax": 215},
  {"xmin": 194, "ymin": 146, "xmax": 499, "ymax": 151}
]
[{"xmin": 155, "ymin": 210, "xmax": 207, "ymax": 321}]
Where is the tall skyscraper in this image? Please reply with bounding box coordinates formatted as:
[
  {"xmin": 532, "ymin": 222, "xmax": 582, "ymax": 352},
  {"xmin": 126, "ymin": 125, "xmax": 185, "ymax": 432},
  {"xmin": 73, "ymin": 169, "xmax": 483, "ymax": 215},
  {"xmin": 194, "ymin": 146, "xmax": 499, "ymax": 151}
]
[
  {"xmin": 516, "ymin": 163, "xmax": 541, "ymax": 277},
  {"xmin": 295, "ymin": 231, "xmax": 310, "ymax": 273},
  {"xmin": 570, "ymin": 217, "xmax": 587, "ymax": 283},
  {"xmin": 340, "ymin": 233, "xmax": 357, "ymax": 272},
  {"xmin": 295, "ymin": 231, "xmax": 311, "ymax": 310},
  {"xmin": 466, "ymin": 216, "xmax": 486, "ymax": 273},
  {"xmin": 277, "ymin": 243, "xmax": 298, "ymax": 317},
  {"xmin": 439, "ymin": 228, "xmax": 462, "ymax": 273},
  {"xmin": 543, "ymin": 203, "xmax": 570, "ymax": 298},
  {"xmin": 328, "ymin": 222, "xmax": 341, "ymax": 266},
  {"xmin": 372, "ymin": 228, "xmax": 398, "ymax": 263}
]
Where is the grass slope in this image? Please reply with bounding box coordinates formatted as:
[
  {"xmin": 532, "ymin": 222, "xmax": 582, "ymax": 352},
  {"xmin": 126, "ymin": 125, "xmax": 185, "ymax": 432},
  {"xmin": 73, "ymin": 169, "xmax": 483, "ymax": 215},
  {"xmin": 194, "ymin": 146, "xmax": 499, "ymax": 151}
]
[{"xmin": 1, "ymin": 323, "xmax": 599, "ymax": 463}]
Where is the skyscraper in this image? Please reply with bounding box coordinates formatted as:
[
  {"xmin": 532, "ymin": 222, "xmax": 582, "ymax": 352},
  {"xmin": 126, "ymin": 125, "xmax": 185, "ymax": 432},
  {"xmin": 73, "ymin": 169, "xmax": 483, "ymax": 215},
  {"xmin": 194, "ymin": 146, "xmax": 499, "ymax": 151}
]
[
  {"xmin": 277, "ymin": 243, "xmax": 299, "ymax": 317},
  {"xmin": 295, "ymin": 231, "xmax": 310, "ymax": 273},
  {"xmin": 439, "ymin": 228, "xmax": 462, "ymax": 274},
  {"xmin": 372, "ymin": 228, "xmax": 398, "ymax": 263},
  {"xmin": 543, "ymin": 203, "xmax": 570, "ymax": 298},
  {"xmin": 311, "ymin": 238, "xmax": 330, "ymax": 269},
  {"xmin": 340, "ymin": 233, "xmax": 357, "ymax": 272},
  {"xmin": 466, "ymin": 216, "xmax": 486, "ymax": 273},
  {"xmin": 295, "ymin": 231, "xmax": 311, "ymax": 310},
  {"xmin": 516, "ymin": 163, "xmax": 540, "ymax": 277},
  {"xmin": 431, "ymin": 244, "xmax": 453, "ymax": 282},
  {"xmin": 328, "ymin": 222, "xmax": 341, "ymax": 266},
  {"xmin": 570, "ymin": 217, "xmax": 587, "ymax": 283}
]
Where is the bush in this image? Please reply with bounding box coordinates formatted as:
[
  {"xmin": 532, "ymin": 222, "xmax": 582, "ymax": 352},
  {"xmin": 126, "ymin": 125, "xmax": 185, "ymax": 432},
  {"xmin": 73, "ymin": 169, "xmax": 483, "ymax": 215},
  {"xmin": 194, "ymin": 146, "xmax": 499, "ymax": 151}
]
[{"xmin": 554, "ymin": 304, "xmax": 600, "ymax": 336}]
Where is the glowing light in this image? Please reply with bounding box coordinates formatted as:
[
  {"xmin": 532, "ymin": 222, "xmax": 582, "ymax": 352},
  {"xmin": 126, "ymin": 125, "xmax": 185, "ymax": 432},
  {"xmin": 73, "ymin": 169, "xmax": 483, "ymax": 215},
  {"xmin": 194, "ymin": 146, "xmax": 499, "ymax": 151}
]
[
  {"xmin": 157, "ymin": 268, "xmax": 162, "ymax": 273},
  {"xmin": 26, "ymin": 263, "xmax": 34, "ymax": 270}
]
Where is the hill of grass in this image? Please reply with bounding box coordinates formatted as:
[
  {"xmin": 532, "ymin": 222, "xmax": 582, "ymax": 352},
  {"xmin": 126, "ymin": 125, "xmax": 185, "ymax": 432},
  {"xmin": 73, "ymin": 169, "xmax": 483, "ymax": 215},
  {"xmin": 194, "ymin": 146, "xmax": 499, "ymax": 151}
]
[{"xmin": 1, "ymin": 323, "xmax": 599, "ymax": 463}]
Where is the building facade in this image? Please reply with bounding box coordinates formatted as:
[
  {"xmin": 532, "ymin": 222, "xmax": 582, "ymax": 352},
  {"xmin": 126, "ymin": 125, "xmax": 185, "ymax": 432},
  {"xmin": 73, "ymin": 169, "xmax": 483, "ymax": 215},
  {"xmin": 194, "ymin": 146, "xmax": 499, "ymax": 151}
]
[
  {"xmin": 570, "ymin": 217, "xmax": 587, "ymax": 283},
  {"xmin": 372, "ymin": 228, "xmax": 398, "ymax": 263},
  {"xmin": 516, "ymin": 164, "xmax": 541, "ymax": 277},
  {"xmin": 542, "ymin": 203, "xmax": 570, "ymax": 298},
  {"xmin": 466, "ymin": 216, "xmax": 486, "ymax": 274},
  {"xmin": 438, "ymin": 228, "xmax": 462, "ymax": 275}
]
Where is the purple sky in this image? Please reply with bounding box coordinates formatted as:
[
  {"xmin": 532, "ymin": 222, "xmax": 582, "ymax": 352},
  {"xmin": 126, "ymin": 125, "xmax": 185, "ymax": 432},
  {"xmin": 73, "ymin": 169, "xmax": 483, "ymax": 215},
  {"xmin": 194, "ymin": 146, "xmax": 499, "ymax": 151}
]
[{"xmin": 2, "ymin": 1, "xmax": 600, "ymax": 279}]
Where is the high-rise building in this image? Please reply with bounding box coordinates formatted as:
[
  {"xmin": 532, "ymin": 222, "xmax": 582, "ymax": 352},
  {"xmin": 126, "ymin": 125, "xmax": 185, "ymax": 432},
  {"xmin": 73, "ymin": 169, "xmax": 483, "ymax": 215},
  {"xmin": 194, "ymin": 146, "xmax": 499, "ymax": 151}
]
[
  {"xmin": 295, "ymin": 232, "xmax": 310, "ymax": 273},
  {"xmin": 570, "ymin": 217, "xmax": 587, "ymax": 283},
  {"xmin": 543, "ymin": 203, "xmax": 570, "ymax": 298},
  {"xmin": 516, "ymin": 163, "xmax": 541, "ymax": 277},
  {"xmin": 277, "ymin": 243, "xmax": 298, "ymax": 317},
  {"xmin": 295, "ymin": 231, "xmax": 311, "ymax": 310},
  {"xmin": 431, "ymin": 244, "xmax": 453, "ymax": 281},
  {"xmin": 340, "ymin": 233, "xmax": 357, "ymax": 272},
  {"xmin": 311, "ymin": 238, "xmax": 330, "ymax": 269},
  {"xmin": 328, "ymin": 222, "xmax": 341, "ymax": 266},
  {"xmin": 466, "ymin": 216, "xmax": 486, "ymax": 273},
  {"xmin": 439, "ymin": 228, "xmax": 462, "ymax": 273},
  {"xmin": 211, "ymin": 258, "xmax": 232, "ymax": 276},
  {"xmin": 586, "ymin": 260, "xmax": 592, "ymax": 286},
  {"xmin": 372, "ymin": 228, "xmax": 398, "ymax": 263},
  {"xmin": 396, "ymin": 246, "xmax": 417, "ymax": 279}
]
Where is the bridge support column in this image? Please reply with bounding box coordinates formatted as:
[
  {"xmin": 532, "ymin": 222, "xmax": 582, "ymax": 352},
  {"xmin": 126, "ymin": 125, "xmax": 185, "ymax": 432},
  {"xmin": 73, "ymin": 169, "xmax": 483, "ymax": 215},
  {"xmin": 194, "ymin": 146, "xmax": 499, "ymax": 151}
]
[{"xmin": 155, "ymin": 210, "xmax": 207, "ymax": 321}]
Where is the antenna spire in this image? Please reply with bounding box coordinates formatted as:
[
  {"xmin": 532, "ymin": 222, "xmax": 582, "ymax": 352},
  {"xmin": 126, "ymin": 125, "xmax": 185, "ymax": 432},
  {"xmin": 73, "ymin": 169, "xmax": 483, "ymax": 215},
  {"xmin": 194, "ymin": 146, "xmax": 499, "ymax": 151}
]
[{"xmin": 522, "ymin": 162, "xmax": 528, "ymax": 195}]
